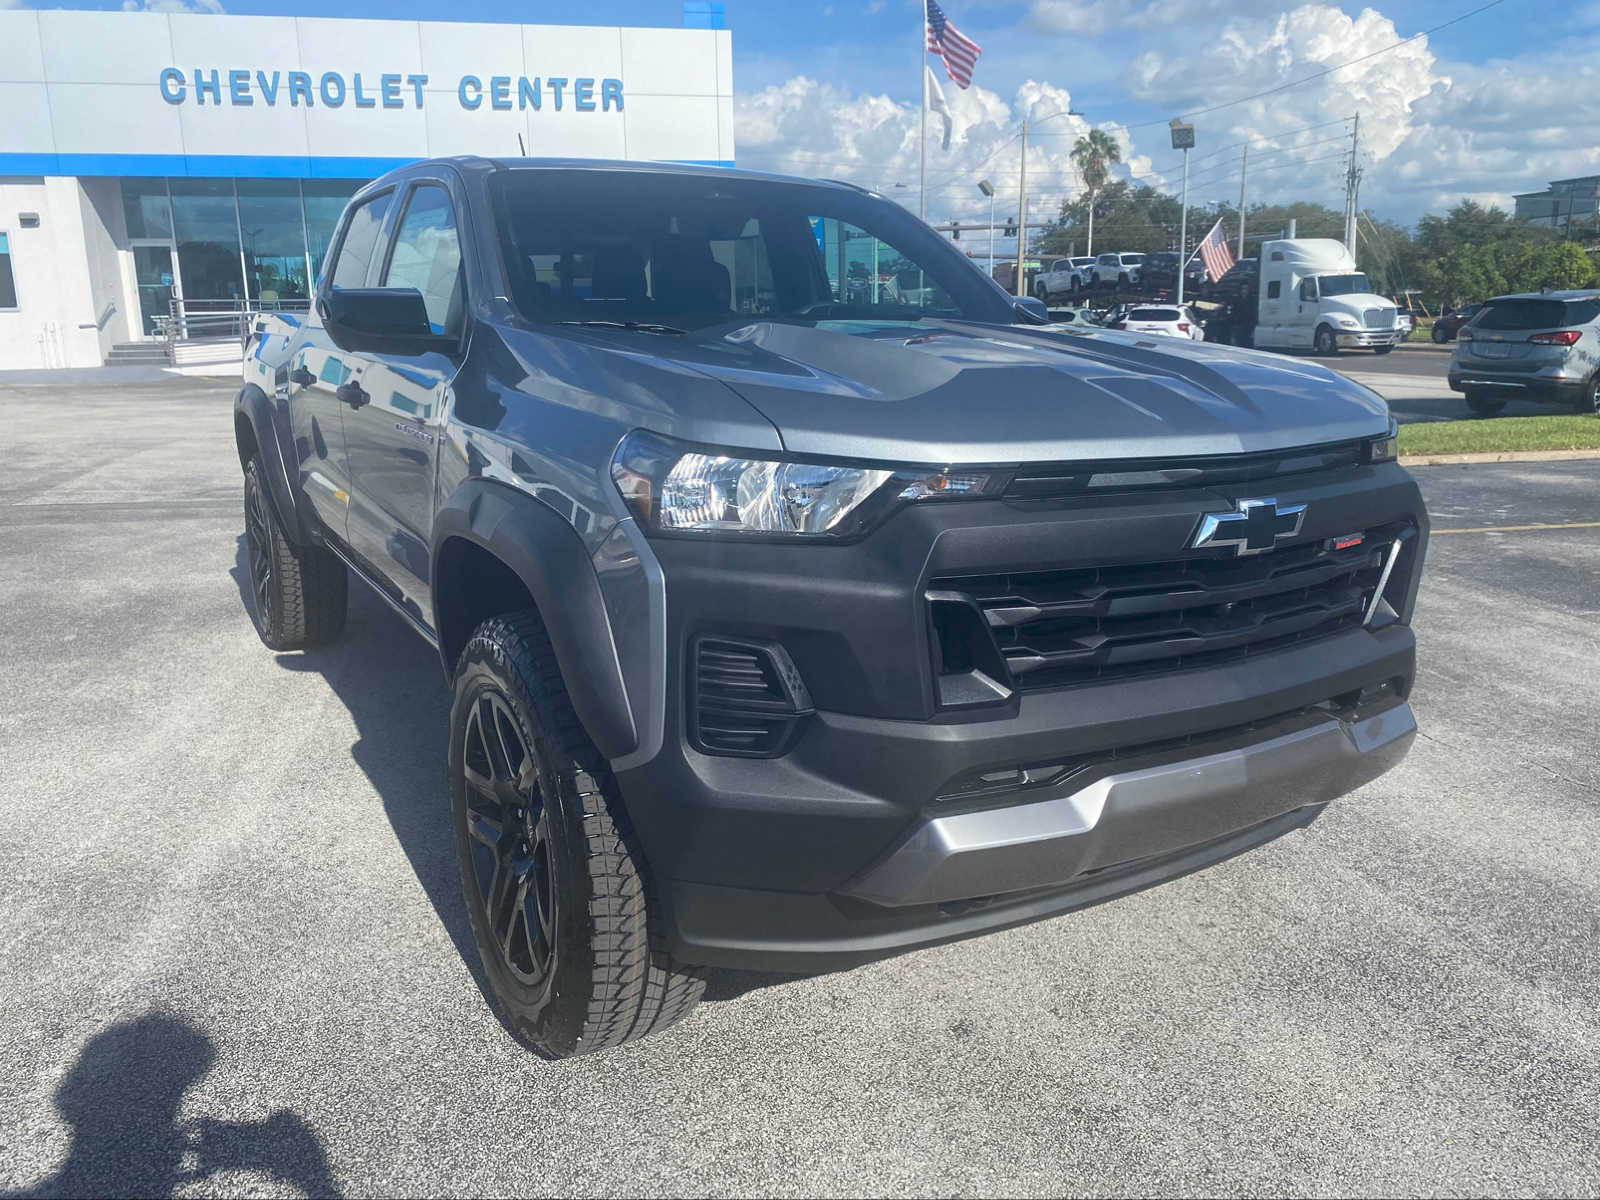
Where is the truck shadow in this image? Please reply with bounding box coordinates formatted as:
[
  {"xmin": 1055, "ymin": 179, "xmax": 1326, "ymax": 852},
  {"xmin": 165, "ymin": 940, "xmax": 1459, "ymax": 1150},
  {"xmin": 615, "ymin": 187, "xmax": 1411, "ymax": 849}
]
[
  {"xmin": 11, "ymin": 1011, "xmax": 338, "ymax": 1199},
  {"xmin": 230, "ymin": 537, "xmax": 790, "ymax": 1023}
]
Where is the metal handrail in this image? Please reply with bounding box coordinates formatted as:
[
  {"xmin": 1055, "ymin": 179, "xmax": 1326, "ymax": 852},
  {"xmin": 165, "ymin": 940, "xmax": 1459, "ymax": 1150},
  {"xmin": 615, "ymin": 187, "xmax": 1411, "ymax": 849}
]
[{"xmin": 164, "ymin": 297, "xmax": 311, "ymax": 350}]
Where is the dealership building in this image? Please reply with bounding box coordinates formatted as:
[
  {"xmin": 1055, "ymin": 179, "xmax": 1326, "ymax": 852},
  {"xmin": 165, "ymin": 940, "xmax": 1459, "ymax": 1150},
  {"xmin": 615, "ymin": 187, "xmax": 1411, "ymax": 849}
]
[{"xmin": 0, "ymin": 5, "xmax": 734, "ymax": 369}]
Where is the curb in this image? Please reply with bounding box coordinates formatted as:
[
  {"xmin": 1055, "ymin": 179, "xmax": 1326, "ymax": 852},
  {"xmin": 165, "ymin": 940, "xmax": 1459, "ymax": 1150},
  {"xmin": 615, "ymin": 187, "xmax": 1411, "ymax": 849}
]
[{"xmin": 1399, "ymin": 448, "xmax": 1600, "ymax": 466}]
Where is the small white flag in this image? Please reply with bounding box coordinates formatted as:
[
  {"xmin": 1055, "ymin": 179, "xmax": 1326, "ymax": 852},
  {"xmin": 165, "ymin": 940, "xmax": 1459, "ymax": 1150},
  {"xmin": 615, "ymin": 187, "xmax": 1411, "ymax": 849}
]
[{"xmin": 925, "ymin": 65, "xmax": 953, "ymax": 152}]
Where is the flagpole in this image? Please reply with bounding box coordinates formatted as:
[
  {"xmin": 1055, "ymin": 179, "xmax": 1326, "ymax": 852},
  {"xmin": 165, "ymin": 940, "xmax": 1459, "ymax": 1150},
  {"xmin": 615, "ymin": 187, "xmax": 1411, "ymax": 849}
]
[{"xmin": 918, "ymin": 3, "xmax": 927, "ymax": 222}]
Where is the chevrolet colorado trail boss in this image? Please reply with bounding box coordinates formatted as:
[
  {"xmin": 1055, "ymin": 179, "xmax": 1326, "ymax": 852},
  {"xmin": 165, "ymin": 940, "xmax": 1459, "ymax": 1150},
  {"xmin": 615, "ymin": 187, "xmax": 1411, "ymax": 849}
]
[{"xmin": 236, "ymin": 158, "xmax": 1427, "ymax": 1058}]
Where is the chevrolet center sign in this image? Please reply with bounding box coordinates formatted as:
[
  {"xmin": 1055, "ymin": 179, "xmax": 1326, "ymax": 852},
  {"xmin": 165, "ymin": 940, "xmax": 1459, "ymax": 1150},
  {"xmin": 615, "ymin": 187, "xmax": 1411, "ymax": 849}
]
[{"xmin": 0, "ymin": 10, "xmax": 734, "ymax": 178}]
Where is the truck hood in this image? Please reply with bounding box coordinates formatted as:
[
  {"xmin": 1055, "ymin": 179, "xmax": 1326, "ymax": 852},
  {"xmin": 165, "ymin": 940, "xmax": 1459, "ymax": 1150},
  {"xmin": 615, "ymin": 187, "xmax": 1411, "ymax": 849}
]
[
  {"xmin": 1321, "ymin": 295, "xmax": 1396, "ymax": 317},
  {"xmin": 665, "ymin": 319, "xmax": 1391, "ymax": 463}
]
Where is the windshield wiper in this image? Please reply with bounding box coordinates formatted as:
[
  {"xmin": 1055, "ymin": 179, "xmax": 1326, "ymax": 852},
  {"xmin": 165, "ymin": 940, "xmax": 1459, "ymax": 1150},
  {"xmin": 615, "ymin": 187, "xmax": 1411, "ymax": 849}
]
[{"xmin": 556, "ymin": 319, "xmax": 689, "ymax": 335}]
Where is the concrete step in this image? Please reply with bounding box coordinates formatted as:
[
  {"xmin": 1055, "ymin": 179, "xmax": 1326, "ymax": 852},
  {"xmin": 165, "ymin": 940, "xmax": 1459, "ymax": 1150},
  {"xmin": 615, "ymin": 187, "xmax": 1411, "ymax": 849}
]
[{"xmin": 105, "ymin": 345, "xmax": 172, "ymax": 365}]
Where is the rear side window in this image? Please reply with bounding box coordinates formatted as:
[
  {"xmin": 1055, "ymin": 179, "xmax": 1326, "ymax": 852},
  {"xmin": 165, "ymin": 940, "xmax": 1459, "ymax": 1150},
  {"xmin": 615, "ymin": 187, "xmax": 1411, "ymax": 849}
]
[
  {"xmin": 1267, "ymin": 281, "xmax": 1281, "ymax": 299},
  {"xmin": 1129, "ymin": 308, "xmax": 1180, "ymax": 320},
  {"xmin": 1477, "ymin": 299, "xmax": 1596, "ymax": 330},
  {"xmin": 330, "ymin": 191, "xmax": 392, "ymax": 290},
  {"xmin": 1122, "ymin": 255, "xmax": 1144, "ymax": 265},
  {"xmin": 382, "ymin": 184, "xmax": 464, "ymax": 335}
]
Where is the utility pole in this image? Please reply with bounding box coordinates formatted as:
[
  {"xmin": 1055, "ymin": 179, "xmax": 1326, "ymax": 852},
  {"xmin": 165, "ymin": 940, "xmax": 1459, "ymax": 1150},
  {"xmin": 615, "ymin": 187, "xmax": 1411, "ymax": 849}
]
[
  {"xmin": 1237, "ymin": 144, "xmax": 1248, "ymax": 260},
  {"xmin": 918, "ymin": 21, "xmax": 927, "ymax": 223},
  {"xmin": 1015, "ymin": 118, "xmax": 1029, "ymax": 297},
  {"xmin": 978, "ymin": 178, "xmax": 996, "ymax": 280},
  {"xmin": 1343, "ymin": 113, "xmax": 1360, "ymax": 254}
]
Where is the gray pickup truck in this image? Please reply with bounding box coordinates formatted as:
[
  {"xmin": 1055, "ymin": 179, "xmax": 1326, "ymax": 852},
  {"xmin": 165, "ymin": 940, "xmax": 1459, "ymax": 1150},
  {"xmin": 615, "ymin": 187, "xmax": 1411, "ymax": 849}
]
[{"xmin": 235, "ymin": 157, "xmax": 1427, "ymax": 1058}]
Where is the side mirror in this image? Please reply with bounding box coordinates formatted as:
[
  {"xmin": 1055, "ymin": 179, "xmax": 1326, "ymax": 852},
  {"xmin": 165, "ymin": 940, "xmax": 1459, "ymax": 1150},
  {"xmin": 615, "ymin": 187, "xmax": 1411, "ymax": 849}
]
[
  {"xmin": 318, "ymin": 287, "xmax": 453, "ymax": 357},
  {"xmin": 1013, "ymin": 296, "xmax": 1050, "ymax": 324}
]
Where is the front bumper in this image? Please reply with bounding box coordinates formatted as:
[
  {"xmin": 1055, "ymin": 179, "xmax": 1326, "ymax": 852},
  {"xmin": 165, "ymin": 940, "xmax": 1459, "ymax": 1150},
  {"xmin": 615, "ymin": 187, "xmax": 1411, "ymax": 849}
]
[
  {"xmin": 609, "ymin": 463, "xmax": 1427, "ymax": 971},
  {"xmin": 1336, "ymin": 329, "xmax": 1402, "ymax": 348}
]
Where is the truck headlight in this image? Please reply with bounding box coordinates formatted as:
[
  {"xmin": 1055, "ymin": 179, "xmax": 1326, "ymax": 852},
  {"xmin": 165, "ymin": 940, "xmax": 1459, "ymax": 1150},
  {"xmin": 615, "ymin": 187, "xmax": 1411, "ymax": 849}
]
[
  {"xmin": 1335, "ymin": 315, "xmax": 1361, "ymax": 328},
  {"xmin": 612, "ymin": 431, "xmax": 1002, "ymax": 538}
]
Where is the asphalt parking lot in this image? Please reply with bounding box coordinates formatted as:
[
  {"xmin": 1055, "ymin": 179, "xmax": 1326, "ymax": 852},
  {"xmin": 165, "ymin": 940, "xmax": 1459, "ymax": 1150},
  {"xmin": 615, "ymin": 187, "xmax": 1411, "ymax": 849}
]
[{"xmin": 2, "ymin": 374, "xmax": 1598, "ymax": 1197}]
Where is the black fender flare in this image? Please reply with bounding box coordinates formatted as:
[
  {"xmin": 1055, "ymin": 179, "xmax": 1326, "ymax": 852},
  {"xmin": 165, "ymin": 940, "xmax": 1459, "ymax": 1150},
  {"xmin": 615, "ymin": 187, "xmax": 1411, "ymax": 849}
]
[
  {"xmin": 431, "ymin": 479, "xmax": 638, "ymax": 762},
  {"xmin": 234, "ymin": 384, "xmax": 310, "ymax": 546}
]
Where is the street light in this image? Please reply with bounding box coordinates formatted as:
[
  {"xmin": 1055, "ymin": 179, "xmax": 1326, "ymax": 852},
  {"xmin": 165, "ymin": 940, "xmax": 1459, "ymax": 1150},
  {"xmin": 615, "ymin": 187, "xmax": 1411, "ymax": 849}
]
[
  {"xmin": 977, "ymin": 178, "xmax": 995, "ymax": 281},
  {"xmin": 1170, "ymin": 118, "xmax": 1195, "ymax": 306},
  {"xmin": 1014, "ymin": 106, "xmax": 1083, "ymax": 297}
]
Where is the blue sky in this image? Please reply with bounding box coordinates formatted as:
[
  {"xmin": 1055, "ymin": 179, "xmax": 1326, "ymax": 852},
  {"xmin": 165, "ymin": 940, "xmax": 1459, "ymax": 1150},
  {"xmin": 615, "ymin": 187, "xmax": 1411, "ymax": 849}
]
[{"xmin": 23, "ymin": 0, "xmax": 1583, "ymax": 227}]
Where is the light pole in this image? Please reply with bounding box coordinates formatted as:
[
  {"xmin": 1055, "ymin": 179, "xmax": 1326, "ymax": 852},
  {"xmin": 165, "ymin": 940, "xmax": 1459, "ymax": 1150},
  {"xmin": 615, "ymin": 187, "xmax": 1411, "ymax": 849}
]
[
  {"xmin": 1014, "ymin": 106, "xmax": 1083, "ymax": 298},
  {"xmin": 1170, "ymin": 118, "xmax": 1195, "ymax": 307},
  {"xmin": 978, "ymin": 178, "xmax": 996, "ymax": 281}
]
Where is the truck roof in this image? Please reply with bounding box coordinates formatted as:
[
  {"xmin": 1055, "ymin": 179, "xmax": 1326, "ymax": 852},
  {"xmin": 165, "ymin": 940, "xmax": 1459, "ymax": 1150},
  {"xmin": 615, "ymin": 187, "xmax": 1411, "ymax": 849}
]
[
  {"xmin": 386, "ymin": 154, "xmax": 868, "ymax": 195},
  {"xmin": 1259, "ymin": 238, "xmax": 1357, "ymax": 273}
]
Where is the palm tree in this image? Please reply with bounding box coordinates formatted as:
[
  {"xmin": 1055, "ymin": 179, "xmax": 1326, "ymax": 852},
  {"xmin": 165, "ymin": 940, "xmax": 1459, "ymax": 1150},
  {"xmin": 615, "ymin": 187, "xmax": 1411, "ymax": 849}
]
[{"xmin": 1071, "ymin": 129, "xmax": 1122, "ymax": 257}]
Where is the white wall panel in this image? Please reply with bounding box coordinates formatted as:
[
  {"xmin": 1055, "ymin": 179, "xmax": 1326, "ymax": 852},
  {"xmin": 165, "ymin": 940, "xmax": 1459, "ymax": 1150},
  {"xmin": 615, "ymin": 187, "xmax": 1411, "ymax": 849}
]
[
  {"xmin": 419, "ymin": 21, "xmax": 525, "ymax": 83},
  {"xmin": 624, "ymin": 95, "xmax": 722, "ymax": 162},
  {"xmin": 523, "ymin": 26, "xmax": 623, "ymax": 83},
  {"xmin": 621, "ymin": 29, "xmax": 716, "ymax": 97},
  {"xmin": 178, "ymin": 94, "xmax": 310, "ymax": 159},
  {"xmin": 37, "ymin": 11, "xmax": 172, "ymax": 85},
  {"xmin": 168, "ymin": 15, "xmax": 304, "ymax": 73},
  {"xmin": 0, "ymin": 84, "xmax": 56, "ymax": 155},
  {"xmin": 0, "ymin": 13, "xmax": 47, "ymax": 83},
  {"xmin": 530, "ymin": 110, "xmax": 627, "ymax": 160},
  {"xmin": 46, "ymin": 84, "xmax": 186, "ymax": 156}
]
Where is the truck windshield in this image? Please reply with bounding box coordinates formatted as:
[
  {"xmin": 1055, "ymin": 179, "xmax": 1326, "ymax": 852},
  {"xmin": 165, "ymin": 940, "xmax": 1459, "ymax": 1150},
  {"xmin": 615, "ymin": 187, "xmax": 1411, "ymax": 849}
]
[
  {"xmin": 490, "ymin": 170, "xmax": 1014, "ymax": 331},
  {"xmin": 1316, "ymin": 273, "xmax": 1372, "ymax": 297}
]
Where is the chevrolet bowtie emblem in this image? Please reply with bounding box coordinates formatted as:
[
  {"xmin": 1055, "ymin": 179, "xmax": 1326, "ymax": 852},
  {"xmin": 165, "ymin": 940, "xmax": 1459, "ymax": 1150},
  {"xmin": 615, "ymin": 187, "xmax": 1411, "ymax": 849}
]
[{"xmin": 1191, "ymin": 497, "xmax": 1307, "ymax": 556}]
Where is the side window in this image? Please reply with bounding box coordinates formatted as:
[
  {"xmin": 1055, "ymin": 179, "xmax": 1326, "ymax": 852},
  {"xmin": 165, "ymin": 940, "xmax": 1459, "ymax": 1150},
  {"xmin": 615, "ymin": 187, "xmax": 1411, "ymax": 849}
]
[
  {"xmin": 382, "ymin": 184, "xmax": 464, "ymax": 335},
  {"xmin": 1267, "ymin": 281, "xmax": 1282, "ymax": 299},
  {"xmin": 0, "ymin": 232, "xmax": 17, "ymax": 309},
  {"xmin": 330, "ymin": 192, "xmax": 392, "ymax": 290},
  {"xmin": 1299, "ymin": 279, "xmax": 1317, "ymax": 301}
]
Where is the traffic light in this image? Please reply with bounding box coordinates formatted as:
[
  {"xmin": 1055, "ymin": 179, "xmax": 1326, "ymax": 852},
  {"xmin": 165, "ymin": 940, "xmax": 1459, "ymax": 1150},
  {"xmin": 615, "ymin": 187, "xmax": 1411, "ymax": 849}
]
[
  {"xmin": 1003, "ymin": 218, "xmax": 1017, "ymax": 238},
  {"xmin": 952, "ymin": 220, "xmax": 961, "ymax": 240}
]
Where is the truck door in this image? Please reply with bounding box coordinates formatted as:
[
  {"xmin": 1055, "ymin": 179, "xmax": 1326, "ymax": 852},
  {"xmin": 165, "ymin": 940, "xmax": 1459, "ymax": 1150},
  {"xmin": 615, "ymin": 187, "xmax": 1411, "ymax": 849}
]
[
  {"xmin": 1294, "ymin": 276, "xmax": 1319, "ymax": 348},
  {"xmin": 286, "ymin": 186, "xmax": 396, "ymax": 547},
  {"xmin": 341, "ymin": 179, "xmax": 465, "ymax": 629},
  {"xmin": 1257, "ymin": 275, "xmax": 1286, "ymax": 347}
]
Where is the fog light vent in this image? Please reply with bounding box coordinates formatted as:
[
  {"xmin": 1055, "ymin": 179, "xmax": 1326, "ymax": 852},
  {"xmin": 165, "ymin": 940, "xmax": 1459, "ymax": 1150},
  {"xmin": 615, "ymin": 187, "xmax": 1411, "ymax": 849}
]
[{"xmin": 690, "ymin": 636, "xmax": 813, "ymax": 758}]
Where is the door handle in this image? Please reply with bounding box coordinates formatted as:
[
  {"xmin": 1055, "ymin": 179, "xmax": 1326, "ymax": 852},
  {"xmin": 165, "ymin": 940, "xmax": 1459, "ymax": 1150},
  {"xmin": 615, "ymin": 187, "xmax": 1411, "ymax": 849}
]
[
  {"xmin": 336, "ymin": 380, "xmax": 369, "ymax": 410},
  {"xmin": 289, "ymin": 365, "xmax": 315, "ymax": 388}
]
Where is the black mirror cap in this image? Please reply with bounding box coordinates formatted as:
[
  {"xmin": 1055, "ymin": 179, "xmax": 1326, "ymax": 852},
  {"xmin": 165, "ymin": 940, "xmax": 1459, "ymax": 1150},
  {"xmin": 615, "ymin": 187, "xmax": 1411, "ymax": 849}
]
[
  {"xmin": 1013, "ymin": 296, "xmax": 1051, "ymax": 324},
  {"xmin": 319, "ymin": 287, "xmax": 453, "ymax": 357}
]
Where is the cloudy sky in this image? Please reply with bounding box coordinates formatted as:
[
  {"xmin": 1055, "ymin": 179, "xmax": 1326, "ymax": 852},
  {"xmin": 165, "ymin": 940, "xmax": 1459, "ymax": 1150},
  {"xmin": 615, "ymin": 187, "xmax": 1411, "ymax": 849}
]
[{"xmin": 15, "ymin": 0, "xmax": 1574, "ymax": 232}]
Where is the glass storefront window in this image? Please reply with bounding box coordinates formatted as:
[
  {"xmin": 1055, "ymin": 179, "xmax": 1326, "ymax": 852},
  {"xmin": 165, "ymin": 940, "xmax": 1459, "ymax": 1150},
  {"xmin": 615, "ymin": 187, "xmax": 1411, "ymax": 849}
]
[
  {"xmin": 237, "ymin": 179, "xmax": 310, "ymax": 302},
  {"xmin": 122, "ymin": 179, "xmax": 173, "ymax": 241},
  {"xmin": 170, "ymin": 179, "xmax": 244, "ymax": 303},
  {"xmin": 303, "ymin": 180, "xmax": 364, "ymax": 289}
]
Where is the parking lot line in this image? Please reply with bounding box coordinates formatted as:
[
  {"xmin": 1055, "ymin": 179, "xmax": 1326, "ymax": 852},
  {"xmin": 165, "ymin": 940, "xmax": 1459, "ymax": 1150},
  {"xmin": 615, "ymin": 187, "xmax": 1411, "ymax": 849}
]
[{"xmin": 1431, "ymin": 520, "xmax": 1600, "ymax": 535}]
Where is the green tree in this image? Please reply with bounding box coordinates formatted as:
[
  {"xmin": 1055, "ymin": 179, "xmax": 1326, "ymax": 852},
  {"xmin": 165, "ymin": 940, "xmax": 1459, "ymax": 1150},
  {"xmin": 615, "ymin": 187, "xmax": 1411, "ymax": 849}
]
[
  {"xmin": 1070, "ymin": 129, "xmax": 1121, "ymax": 256},
  {"xmin": 1504, "ymin": 241, "xmax": 1596, "ymax": 292}
]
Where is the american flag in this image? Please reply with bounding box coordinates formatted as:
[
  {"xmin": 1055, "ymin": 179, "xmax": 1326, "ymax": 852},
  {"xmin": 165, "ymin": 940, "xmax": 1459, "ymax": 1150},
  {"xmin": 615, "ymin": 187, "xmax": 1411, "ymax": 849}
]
[
  {"xmin": 1195, "ymin": 217, "xmax": 1236, "ymax": 283},
  {"xmin": 926, "ymin": 0, "xmax": 982, "ymax": 90}
]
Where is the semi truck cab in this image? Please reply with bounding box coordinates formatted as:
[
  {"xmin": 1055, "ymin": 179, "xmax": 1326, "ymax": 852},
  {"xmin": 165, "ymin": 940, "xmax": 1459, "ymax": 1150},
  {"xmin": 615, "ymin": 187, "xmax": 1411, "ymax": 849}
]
[{"xmin": 1254, "ymin": 239, "xmax": 1402, "ymax": 356}]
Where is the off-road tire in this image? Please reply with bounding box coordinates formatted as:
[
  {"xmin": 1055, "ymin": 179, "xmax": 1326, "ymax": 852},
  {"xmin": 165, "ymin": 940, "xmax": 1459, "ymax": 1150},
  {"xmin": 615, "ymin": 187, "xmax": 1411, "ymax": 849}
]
[
  {"xmin": 1464, "ymin": 389, "xmax": 1506, "ymax": 418},
  {"xmin": 449, "ymin": 612, "xmax": 705, "ymax": 1058},
  {"xmin": 1313, "ymin": 325, "xmax": 1339, "ymax": 356},
  {"xmin": 1432, "ymin": 322, "xmax": 1449, "ymax": 344},
  {"xmin": 242, "ymin": 456, "xmax": 346, "ymax": 650}
]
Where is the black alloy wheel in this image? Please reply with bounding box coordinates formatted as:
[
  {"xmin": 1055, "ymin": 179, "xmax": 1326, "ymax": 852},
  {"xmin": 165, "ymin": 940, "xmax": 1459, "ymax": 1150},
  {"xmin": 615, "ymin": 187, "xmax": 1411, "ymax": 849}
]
[
  {"xmin": 461, "ymin": 690, "xmax": 558, "ymax": 987},
  {"xmin": 244, "ymin": 472, "xmax": 275, "ymax": 626}
]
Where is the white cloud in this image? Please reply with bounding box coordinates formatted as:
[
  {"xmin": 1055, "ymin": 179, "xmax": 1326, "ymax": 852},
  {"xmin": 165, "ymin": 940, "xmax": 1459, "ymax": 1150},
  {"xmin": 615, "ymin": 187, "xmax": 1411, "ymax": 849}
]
[{"xmin": 121, "ymin": 0, "xmax": 226, "ymax": 12}]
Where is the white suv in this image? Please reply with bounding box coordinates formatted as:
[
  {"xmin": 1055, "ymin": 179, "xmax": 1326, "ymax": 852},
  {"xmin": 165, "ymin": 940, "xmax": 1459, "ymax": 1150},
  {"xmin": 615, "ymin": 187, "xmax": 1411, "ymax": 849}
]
[{"xmin": 1093, "ymin": 252, "xmax": 1144, "ymax": 289}]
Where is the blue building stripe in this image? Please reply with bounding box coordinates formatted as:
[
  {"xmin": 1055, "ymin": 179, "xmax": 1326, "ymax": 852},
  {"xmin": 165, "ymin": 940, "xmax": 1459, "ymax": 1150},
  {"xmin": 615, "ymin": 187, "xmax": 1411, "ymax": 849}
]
[{"xmin": 0, "ymin": 152, "xmax": 736, "ymax": 179}]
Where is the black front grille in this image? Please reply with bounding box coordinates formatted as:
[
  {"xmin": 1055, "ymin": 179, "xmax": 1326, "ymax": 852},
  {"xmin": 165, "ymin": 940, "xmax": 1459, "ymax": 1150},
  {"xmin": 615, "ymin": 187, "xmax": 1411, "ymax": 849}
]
[
  {"xmin": 689, "ymin": 637, "xmax": 813, "ymax": 757},
  {"xmin": 1004, "ymin": 441, "xmax": 1366, "ymax": 503},
  {"xmin": 930, "ymin": 524, "xmax": 1407, "ymax": 694}
]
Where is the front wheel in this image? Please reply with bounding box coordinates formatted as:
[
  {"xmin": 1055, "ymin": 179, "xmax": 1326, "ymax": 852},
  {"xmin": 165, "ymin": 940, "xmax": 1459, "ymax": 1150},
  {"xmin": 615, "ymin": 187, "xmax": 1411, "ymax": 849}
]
[
  {"xmin": 1432, "ymin": 323, "xmax": 1450, "ymax": 344},
  {"xmin": 242, "ymin": 456, "xmax": 346, "ymax": 650},
  {"xmin": 450, "ymin": 612, "xmax": 704, "ymax": 1058},
  {"xmin": 1313, "ymin": 326, "xmax": 1339, "ymax": 356},
  {"xmin": 1033, "ymin": 283, "xmax": 1049, "ymax": 303}
]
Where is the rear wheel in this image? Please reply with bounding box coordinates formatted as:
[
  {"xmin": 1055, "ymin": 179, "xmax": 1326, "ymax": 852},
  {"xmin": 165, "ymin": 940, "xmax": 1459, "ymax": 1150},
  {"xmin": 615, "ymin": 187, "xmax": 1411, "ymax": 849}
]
[
  {"xmin": 1465, "ymin": 389, "xmax": 1506, "ymax": 418},
  {"xmin": 450, "ymin": 612, "xmax": 704, "ymax": 1058},
  {"xmin": 1033, "ymin": 282, "xmax": 1049, "ymax": 303},
  {"xmin": 242, "ymin": 456, "xmax": 346, "ymax": 650},
  {"xmin": 1432, "ymin": 322, "xmax": 1450, "ymax": 344},
  {"xmin": 1580, "ymin": 373, "xmax": 1600, "ymax": 414},
  {"xmin": 1313, "ymin": 325, "xmax": 1339, "ymax": 356}
]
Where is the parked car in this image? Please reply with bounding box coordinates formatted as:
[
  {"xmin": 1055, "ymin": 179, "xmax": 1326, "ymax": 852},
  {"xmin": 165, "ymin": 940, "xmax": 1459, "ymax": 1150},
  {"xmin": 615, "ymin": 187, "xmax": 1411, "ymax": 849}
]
[
  {"xmin": 1033, "ymin": 257, "xmax": 1089, "ymax": 302},
  {"xmin": 1395, "ymin": 311, "xmax": 1414, "ymax": 339},
  {"xmin": 1448, "ymin": 289, "xmax": 1600, "ymax": 416},
  {"xmin": 1141, "ymin": 252, "xmax": 1207, "ymax": 298},
  {"xmin": 236, "ymin": 156, "xmax": 1426, "ymax": 1058},
  {"xmin": 1109, "ymin": 305, "xmax": 1204, "ymax": 340},
  {"xmin": 1092, "ymin": 252, "xmax": 1145, "ymax": 289},
  {"xmin": 1431, "ymin": 303, "xmax": 1483, "ymax": 343}
]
